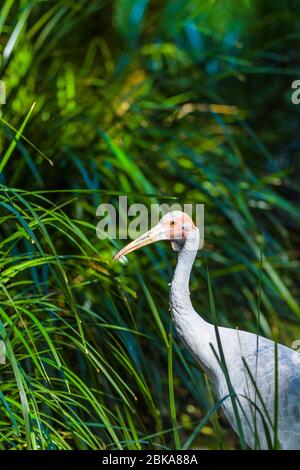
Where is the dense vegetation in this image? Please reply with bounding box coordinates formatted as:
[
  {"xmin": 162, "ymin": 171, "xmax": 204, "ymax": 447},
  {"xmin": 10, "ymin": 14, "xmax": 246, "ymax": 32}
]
[{"xmin": 0, "ymin": 0, "xmax": 299, "ymax": 449}]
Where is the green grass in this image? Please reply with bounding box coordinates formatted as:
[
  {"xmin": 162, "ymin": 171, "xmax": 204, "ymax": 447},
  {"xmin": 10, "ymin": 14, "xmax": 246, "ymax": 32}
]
[{"xmin": 0, "ymin": 0, "xmax": 299, "ymax": 450}]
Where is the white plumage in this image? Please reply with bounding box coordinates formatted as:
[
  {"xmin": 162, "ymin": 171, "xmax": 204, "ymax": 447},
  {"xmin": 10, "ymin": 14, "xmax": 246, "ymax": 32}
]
[{"xmin": 114, "ymin": 211, "xmax": 300, "ymax": 449}]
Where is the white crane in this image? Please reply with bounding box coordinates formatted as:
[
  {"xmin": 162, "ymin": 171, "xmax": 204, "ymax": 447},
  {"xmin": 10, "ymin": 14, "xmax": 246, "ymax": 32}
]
[{"xmin": 113, "ymin": 211, "xmax": 300, "ymax": 449}]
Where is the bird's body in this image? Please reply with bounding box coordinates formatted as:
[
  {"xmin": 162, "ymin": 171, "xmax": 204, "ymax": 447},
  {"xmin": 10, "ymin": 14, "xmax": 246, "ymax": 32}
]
[
  {"xmin": 114, "ymin": 211, "xmax": 300, "ymax": 449},
  {"xmin": 171, "ymin": 227, "xmax": 300, "ymax": 449},
  {"xmin": 171, "ymin": 297, "xmax": 300, "ymax": 449}
]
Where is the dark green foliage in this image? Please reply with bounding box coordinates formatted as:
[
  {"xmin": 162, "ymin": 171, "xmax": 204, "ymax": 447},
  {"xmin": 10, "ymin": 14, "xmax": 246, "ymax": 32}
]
[{"xmin": 0, "ymin": 0, "xmax": 299, "ymax": 449}]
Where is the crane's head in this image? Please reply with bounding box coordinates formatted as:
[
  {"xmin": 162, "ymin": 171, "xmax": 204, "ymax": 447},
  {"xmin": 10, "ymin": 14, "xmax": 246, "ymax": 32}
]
[{"xmin": 113, "ymin": 211, "xmax": 196, "ymax": 261}]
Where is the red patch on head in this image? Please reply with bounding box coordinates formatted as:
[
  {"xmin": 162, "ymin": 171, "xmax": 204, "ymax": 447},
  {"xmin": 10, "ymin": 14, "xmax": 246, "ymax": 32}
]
[{"xmin": 161, "ymin": 211, "xmax": 196, "ymax": 240}]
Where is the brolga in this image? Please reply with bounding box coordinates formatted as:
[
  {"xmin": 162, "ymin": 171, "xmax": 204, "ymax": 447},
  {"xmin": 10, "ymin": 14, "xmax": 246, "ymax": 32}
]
[{"xmin": 113, "ymin": 211, "xmax": 300, "ymax": 450}]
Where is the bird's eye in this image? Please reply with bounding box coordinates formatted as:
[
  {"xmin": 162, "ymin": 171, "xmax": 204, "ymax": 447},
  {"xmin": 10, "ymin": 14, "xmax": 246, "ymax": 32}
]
[{"xmin": 170, "ymin": 220, "xmax": 176, "ymax": 227}]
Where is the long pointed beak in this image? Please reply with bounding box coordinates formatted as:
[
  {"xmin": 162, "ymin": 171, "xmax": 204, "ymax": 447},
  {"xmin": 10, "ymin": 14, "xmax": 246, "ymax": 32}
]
[{"xmin": 113, "ymin": 225, "xmax": 165, "ymax": 261}]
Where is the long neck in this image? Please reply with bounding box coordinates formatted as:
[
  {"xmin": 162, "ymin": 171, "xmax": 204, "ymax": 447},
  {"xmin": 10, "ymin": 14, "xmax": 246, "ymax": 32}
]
[
  {"xmin": 170, "ymin": 229, "xmax": 215, "ymax": 375},
  {"xmin": 170, "ymin": 236, "xmax": 198, "ymax": 314}
]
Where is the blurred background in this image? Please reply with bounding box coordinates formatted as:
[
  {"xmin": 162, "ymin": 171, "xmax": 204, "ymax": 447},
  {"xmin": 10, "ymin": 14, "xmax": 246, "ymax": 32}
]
[{"xmin": 0, "ymin": 0, "xmax": 299, "ymax": 450}]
